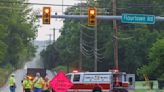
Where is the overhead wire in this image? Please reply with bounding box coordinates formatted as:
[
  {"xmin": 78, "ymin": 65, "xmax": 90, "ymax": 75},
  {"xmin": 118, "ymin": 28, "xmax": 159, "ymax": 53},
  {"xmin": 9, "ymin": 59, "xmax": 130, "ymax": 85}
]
[
  {"xmin": 81, "ymin": 41, "xmax": 93, "ymax": 48},
  {"xmin": 81, "ymin": 50, "xmax": 94, "ymax": 57},
  {"xmin": 82, "ymin": 30, "xmax": 94, "ymax": 39},
  {"xmin": 0, "ymin": 1, "xmax": 74, "ymax": 7},
  {"xmin": 81, "ymin": 46, "xmax": 93, "ymax": 53},
  {"xmin": 82, "ymin": 39, "xmax": 94, "ymax": 45}
]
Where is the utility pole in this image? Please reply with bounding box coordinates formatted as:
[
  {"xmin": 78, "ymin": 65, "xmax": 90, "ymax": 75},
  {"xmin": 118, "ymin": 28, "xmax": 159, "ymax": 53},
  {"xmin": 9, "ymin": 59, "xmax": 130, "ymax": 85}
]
[
  {"xmin": 53, "ymin": 28, "xmax": 55, "ymax": 42},
  {"xmin": 62, "ymin": 0, "xmax": 64, "ymax": 15},
  {"xmin": 79, "ymin": 0, "xmax": 83, "ymax": 72},
  {"xmin": 94, "ymin": 0, "xmax": 97, "ymax": 72},
  {"xmin": 94, "ymin": 21, "xmax": 98, "ymax": 72},
  {"xmin": 112, "ymin": 0, "xmax": 118, "ymax": 70},
  {"xmin": 47, "ymin": 34, "xmax": 52, "ymax": 44}
]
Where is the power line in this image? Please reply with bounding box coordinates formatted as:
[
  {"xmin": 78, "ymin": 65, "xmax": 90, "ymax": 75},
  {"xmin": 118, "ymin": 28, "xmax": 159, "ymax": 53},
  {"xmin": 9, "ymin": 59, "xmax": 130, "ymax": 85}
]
[
  {"xmin": 0, "ymin": 1, "xmax": 74, "ymax": 7},
  {"xmin": 82, "ymin": 31, "xmax": 94, "ymax": 39},
  {"xmin": 82, "ymin": 41, "xmax": 93, "ymax": 48}
]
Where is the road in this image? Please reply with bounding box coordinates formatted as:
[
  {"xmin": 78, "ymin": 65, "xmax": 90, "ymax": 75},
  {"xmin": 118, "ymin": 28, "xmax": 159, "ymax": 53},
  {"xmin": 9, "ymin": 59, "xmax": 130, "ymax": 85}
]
[{"xmin": 0, "ymin": 45, "xmax": 55, "ymax": 92}]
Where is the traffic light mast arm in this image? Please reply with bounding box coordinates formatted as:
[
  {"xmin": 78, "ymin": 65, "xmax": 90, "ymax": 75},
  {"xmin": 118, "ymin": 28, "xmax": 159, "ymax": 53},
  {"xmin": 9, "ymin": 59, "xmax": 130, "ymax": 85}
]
[{"xmin": 37, "ymin": 15, "xmax": 164, "ymax": 21}]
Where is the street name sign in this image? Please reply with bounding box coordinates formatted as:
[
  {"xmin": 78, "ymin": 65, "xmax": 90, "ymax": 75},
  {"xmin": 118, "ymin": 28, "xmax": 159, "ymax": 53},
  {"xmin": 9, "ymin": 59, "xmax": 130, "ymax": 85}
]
[
  {"xmin": 50, "ymin": 71, "xmax": 73, "ymax": 92},
  {"xmin": 121, "ymin": 13, "xmax": 155, "ymax": 24}
]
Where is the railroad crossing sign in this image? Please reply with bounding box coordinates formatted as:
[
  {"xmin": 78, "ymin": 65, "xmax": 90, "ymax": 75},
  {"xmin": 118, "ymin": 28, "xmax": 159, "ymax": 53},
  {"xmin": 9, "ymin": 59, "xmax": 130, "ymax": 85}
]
[
  {"xmin": 50, "ymin": 71, "xmax": 73, "ymax": 92},
  {"xmin": 121, "ymin": 13, "xmax": 155, "ymax": 24}
]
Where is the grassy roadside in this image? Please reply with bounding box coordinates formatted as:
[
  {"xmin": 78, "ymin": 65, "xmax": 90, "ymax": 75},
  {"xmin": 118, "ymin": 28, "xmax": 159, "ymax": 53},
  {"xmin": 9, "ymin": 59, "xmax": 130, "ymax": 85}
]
[
  {"xmin": 0, "ymin": 68, "xmax": 11, "ymax": 87},
  {"xmin": 129, "ymin": 89, "xmax": 164, "ymax": 92},
  {"xmin": 129, "ymin": 81, "xmax": 164, "ymax": 92}
]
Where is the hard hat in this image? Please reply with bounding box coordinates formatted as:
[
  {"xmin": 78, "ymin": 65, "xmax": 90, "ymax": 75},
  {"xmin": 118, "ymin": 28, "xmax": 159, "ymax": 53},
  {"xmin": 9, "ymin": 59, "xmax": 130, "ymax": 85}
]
[
  {"xmin": 45, "ymin": 75, "xmax": 48, "ymax": 80},
  {"xmin": 11, "ymin": 73, "xmax": 15, "ymax": 77},
  {"xmin": 36, "ymin": 72, "xmax": 40, "ymax": 76}
]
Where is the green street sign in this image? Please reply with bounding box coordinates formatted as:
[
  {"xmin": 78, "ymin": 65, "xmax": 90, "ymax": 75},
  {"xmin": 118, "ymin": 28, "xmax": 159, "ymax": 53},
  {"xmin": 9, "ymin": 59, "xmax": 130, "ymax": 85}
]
[{"xmin": 121, "ymin": 13, "xmax": 155, "ymax": 24}]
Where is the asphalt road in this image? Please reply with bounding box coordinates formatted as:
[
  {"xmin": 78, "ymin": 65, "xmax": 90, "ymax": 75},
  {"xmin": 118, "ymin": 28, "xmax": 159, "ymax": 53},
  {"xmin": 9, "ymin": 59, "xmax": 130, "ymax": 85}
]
[
  {"xmin": 0, "ymin": 46, "xmax": 55, "ymax": 92},
  {"xmin": 0, "ymin": 69, "xmax": 55, "ymax": 92}
]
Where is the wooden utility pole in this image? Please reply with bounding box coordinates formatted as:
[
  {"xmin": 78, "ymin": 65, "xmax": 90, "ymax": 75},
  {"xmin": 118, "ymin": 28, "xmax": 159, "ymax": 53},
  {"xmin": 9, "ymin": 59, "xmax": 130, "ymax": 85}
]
[
  {"xmin": 79, "ymin": 0, "xmax": 83, "ymax": 71},
  {"xmin": 112, "ymin": 0, "xmax": 118, "ymax": 70},
  {"xmin": 94, "ymin": 0, "xmax": 98, "ymax": 72},
  {"xmin": 94, "ymin": 19, "xmax": 97, "ymax": 72}
]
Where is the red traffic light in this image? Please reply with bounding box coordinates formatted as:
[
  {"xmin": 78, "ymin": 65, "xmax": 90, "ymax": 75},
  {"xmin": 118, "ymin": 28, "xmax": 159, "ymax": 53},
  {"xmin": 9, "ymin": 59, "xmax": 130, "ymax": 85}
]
[
  {"xmin": 88, "ymin": 7, "xmax": 97, "ymax": 26},
  {"xmin": 42, "ymin": 7, "xmax": 51, "ymax": 24}
]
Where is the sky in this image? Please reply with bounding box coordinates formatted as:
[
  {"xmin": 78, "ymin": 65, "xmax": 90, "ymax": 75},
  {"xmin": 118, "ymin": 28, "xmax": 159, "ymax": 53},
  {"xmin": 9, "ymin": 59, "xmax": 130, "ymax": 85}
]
[{"xmin": 29, "ymin": 0, "xmax": 79, "ymax": 41}]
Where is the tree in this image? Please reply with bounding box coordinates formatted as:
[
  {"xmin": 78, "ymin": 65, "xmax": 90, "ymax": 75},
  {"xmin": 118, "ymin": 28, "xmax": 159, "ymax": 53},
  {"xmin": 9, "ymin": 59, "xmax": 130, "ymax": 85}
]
[
  {"xmin": 137, "ymin": 39, "xmax": 164, "ymax": 79},
  {"xmin": 41, "ymin": 0, "xmax": 164, "ymax": 77},
  {"xmin": 0, "ymin": 0, "xmax": 38, "ymax": 68}
]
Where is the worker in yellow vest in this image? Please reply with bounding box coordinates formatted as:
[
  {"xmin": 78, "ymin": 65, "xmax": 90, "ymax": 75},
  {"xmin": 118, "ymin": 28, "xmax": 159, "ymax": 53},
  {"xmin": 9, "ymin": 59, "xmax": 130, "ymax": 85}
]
[
  {"xmin": 43, "ymin": 76, "xmax": 51, "ymax": 92},
  {"xmin": 22, "ymin": 75, "xmax": 33, "ymax": 92},
  {"xmin": 33, "ymin": 72, "xmax": 44, "ymax": 92},
  {"xmin": 9, "ymin": 73, "xmax": 16, "ymax": 92}
]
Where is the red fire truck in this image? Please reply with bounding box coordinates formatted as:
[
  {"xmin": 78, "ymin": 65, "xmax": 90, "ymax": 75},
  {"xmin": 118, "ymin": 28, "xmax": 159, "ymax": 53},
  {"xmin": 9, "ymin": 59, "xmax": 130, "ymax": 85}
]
[{"xmin": 66, "ymin": 70, "xmax": 135, "ymax": 92}]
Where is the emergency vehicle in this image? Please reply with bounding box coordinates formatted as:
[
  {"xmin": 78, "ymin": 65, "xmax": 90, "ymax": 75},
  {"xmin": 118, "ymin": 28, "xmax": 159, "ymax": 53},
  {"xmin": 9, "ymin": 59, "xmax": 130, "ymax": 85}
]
[{"xmin": 66, "ymin": 70, "xmax": 135, "ymax": 92}]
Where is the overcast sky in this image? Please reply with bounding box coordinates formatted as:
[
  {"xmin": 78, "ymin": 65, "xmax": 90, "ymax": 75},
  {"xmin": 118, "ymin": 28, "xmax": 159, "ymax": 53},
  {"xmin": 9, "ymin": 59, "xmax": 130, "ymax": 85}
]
[{"xmin": 28, "ymin": 0, "xmax": 78, "ymax": 41}]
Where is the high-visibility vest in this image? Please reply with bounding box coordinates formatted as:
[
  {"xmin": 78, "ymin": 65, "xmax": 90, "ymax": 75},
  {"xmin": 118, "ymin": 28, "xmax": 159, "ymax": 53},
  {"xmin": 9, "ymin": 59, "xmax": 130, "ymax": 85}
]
[
  {"xmin": 23, "ymin": 79, "xmax": 32, "ymax": 89},
  {"xmin": 9, "ymin": 76, "xmax": 15, "ymax": 86},
  {"xmin": 43, "ymin": 80, "xmax": 50, "ymax": 90},
  {"xmin": 33, "ymin": 77, "xmax": 44, "ymax": 88}
]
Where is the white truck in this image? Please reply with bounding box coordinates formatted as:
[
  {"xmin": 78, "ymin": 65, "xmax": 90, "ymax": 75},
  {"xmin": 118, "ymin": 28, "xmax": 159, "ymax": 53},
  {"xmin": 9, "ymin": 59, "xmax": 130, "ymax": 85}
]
[{"xmin": 66, "ymin": 71, "xmax": 135, "ymax": 92}]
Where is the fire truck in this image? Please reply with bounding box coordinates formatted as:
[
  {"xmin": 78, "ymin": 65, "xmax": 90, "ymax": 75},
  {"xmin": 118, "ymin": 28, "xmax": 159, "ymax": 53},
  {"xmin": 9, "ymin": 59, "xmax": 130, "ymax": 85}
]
[{"xmin": 66, "ymin": 70, "xmax": 135, "ymax": 92}]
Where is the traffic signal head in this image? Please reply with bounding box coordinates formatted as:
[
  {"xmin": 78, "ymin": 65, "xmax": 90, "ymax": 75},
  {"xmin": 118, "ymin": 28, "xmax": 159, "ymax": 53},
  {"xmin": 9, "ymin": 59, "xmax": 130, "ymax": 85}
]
[
  {"xmin": 88, "ymin": 7, "xmax": 97, "ymax": 26},
  {"xmin": 42, "ymin": 7, "xmax": 51, "ymax": 24}
]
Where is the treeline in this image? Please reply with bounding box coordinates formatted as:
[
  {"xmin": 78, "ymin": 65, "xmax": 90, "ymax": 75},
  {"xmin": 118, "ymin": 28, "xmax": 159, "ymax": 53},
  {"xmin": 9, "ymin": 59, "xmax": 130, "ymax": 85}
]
[
  {"xmin": 0, "ymin": 0, "xmax": 38, "ymax": 70},
  {"xmin": 41, "ymin": 0, "xmax": 164, "ymax": 79}
]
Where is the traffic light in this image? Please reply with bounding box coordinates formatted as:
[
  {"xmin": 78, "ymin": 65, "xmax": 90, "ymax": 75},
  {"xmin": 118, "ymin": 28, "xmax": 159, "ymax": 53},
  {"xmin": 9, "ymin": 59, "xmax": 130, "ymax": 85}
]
[
  {"xmin": 88, "ymin": 7, "xmax": 97, "ymax": 26},
  {"xmin": 42, "ymin": 7, "xmax": 51, "ymax": 24}
]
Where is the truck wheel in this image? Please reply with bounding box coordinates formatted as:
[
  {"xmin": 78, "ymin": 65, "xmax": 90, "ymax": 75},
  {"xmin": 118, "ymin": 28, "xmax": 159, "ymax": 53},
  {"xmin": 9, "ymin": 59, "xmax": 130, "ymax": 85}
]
[
  {"xmin": 92, "ymin": 86, "xmax": 102, "ymax": 92},
  {"xmin": 113, "ymin": 88, "xmax": 128, "ymax": 92}
]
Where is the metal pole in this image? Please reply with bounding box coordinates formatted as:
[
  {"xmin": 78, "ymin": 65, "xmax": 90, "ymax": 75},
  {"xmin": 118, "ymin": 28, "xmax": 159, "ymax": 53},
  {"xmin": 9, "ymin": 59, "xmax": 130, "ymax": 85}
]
[
  {"xmin": 112, "ymin": 0, "xmax": 118, "ymax": 70},
  {"xmin": 36, "ymin": 15, "xmax": 164, "ymax": 21},
  {"xmin": 94, "ymin": 23, "xmax": 98, "ymax": 72},
  {"xmin": 47, "ymin": 34, "xmax": 52, "ymax": 44},
  {"xmin": 53, "ymin": 28, "xmax": 55, "ymax": 42},
  {"xmin": 94, "ymin": 0, "xmax": 98, "ymax": 72},
  {"xmin": 62, "ymin": 0, "xmax": 64, "ymax": 15},
  {"xmin": 79, "ymin": 0, "xmax": 82, "ymax": 71}
]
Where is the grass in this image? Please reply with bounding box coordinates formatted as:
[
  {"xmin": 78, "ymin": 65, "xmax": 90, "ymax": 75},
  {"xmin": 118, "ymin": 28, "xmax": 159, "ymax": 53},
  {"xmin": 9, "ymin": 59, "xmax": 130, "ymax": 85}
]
[
  {"xmin": 129, "ymin": 89, "xmax": 164, "ymax": 92},
  {"xmin": 129, "ymin": 81, "xmax": 164, "ymax": 92},
  {"xmin": 0, "ymin": 68, "xmax": 10, "ymax": 87}
]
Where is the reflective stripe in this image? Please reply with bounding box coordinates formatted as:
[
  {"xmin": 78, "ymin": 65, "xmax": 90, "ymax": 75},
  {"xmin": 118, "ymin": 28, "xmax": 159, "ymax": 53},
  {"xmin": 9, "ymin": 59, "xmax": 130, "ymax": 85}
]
[
  {"xmin": 33, "ymin": 77, "xmax": 44, "ymax": 88},
  {"xmin": 43, "ymin": 80, "xmax": 50, "ymax": 90},
  {"xmin": 23, "ymin": 80, "xmax": 32, "ymax": 89}
]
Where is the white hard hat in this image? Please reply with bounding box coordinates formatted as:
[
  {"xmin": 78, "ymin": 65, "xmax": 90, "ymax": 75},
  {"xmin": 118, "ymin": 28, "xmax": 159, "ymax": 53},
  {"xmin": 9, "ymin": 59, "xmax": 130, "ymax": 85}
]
[
  {"xmin": 45, "ymin": 75, "xmax": 48, "ymax": 79},
  {"xmin": 36, "ymin": 72, "xmax": 40, "ymax": 76},
  {"xmin": 11, "ymin": 73, "xmax": 15, "ymax": 76}
]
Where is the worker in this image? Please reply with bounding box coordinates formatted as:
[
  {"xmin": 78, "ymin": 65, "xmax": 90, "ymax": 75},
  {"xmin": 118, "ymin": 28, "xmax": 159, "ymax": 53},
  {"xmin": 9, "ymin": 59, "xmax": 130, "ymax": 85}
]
[
  {"xmin": 33, "ymin": 72, "xmax": 44, "ymax": 92},
  {"xmin": 22, "ymin": 75, "xmax": 33, "ymax": 92},
  {"xmin": 22, "ymin": 76, "xmax": 27, "ymax": 92},
  {"xmin": 43, "ymin": 76, "xmax": 51, "ymax": 92},
  {"xmin": 9, "ymin": 73, "xmax": 16, "ymax": 92}
]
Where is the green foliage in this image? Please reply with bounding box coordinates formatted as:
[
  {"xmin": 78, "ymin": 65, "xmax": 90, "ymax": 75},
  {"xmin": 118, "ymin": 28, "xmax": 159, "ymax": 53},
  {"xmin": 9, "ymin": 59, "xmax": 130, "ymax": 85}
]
[
  {"xmin": 40, "ymin": 44, "xmax": 60, "ymax": 69},
  {"xmin": 53, "ymin": 65, "xmax": 67, "ymax": 73},
  {"xmin": 0, "ymin": 0, "xmax": 37, "ymax": 69},
  {"xmin": 41, "ymin": 0, "xmax": 164, "ymax": 80},
  {"xmin": 137, "ymin": 39, "xmax": 164, "ymax": 79}
]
